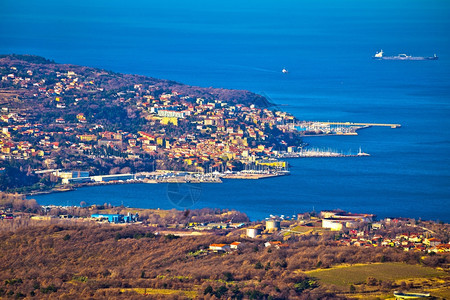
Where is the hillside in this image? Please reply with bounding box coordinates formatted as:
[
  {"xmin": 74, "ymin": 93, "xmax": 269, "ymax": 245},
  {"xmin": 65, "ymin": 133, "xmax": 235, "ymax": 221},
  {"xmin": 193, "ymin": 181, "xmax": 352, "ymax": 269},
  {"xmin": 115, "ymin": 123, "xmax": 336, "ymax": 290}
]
[
  {"xmin": 0, "ymin": 54, "xmax": 272, "ymax": 111},
  {"xmin": 0, "ymin": 221, "xmax": 448, "ymax": 299}
]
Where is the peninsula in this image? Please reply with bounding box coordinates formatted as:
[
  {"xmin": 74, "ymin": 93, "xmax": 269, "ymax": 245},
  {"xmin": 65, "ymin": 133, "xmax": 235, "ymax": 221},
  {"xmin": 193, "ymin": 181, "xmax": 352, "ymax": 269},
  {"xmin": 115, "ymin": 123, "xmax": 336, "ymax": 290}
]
[{"xmin": 0, "ymin": 55, "xmax": 301, "ymax": 193}]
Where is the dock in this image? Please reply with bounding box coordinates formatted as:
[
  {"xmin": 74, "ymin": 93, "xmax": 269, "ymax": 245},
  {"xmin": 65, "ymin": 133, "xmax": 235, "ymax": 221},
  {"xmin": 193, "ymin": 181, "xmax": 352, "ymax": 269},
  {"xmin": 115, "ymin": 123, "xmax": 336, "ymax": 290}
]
[
  {"xmin": 293, "ymin": 121, "xmax": 401, "ymax": 136},
  {"xmin": 316, "ymin": 121, "xmax": 401, "ymax": 129},
  {"xmin": 279, "ymin": 148, "xmax": 370, "ymax": 158},
  {"xmin": 221, "ymin": 172, "xmax": 287, "ymax": 180}
]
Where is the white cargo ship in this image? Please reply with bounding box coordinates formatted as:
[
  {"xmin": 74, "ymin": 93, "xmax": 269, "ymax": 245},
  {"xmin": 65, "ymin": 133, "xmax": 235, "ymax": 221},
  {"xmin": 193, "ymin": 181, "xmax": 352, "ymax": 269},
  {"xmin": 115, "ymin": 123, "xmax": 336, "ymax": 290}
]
[{"xmin": 373, "ymin": 50, "xmax": 438, "ymax": 60}]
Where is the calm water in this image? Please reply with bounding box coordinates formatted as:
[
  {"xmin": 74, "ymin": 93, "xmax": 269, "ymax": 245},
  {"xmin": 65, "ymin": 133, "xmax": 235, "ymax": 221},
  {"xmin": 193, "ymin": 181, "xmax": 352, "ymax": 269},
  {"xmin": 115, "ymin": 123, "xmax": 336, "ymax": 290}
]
[{"xmin": 1, "ymin": 0, "xmax": 450, "ymax": 221}]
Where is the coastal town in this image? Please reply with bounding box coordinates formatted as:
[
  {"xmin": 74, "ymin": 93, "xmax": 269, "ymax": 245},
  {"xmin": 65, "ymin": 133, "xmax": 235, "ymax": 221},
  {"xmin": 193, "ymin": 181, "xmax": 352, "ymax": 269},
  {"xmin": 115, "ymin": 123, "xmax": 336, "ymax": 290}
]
[
  {"xmin": 0, "ymin": 55, "xmax": 306, "ymax": 192},
  {"xmin": 0, "ymin": 55, "xmax": 402, "ymax": 193}
]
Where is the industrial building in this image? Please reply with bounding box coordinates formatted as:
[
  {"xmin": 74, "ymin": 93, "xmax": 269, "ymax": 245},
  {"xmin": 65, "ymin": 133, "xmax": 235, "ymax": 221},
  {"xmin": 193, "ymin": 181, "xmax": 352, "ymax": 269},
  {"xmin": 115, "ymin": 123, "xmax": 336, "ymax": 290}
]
[
  {"xmin": 56, "ymin": 170, "xmax": 91, "ymax": 184},
  {"xmin": 91, "ymin": 173, "xmax": 135, "ymax": 182},
  {"xmin": 319, "ymin": 210, "xmax": 375, "ymax": 223},
  {"xmin": 91, "ymin": 212, "xmax": 139, "ymax": 223}
]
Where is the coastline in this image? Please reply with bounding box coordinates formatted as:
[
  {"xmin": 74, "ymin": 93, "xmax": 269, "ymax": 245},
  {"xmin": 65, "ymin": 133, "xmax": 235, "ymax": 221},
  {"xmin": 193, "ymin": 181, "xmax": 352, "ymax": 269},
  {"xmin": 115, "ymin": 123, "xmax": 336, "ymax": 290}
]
[{"xmin": 26, "ymin": 172, "xmax": 287, "ymax": 197}]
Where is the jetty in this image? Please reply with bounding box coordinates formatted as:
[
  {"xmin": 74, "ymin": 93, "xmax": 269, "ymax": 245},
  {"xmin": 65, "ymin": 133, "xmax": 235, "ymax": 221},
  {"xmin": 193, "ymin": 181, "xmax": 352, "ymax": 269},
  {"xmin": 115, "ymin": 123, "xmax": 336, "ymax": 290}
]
[
  {"xmin": 317, "ymin": 121, "xmax": 401, "ymax": 129},
  {"xmin": 142, "ymin": 172, "xmax": 222, "ymax": 184},
  {"xmin": 294, "ymin": 121, "xmax": 401, "ymax": 136},
  {"xmin": 221, "ymin": 171, "xmax": 289, "ymax": 180},
  {"xmin": 278, "ymin": 147, "xmax": 370, "ymax": 158}
]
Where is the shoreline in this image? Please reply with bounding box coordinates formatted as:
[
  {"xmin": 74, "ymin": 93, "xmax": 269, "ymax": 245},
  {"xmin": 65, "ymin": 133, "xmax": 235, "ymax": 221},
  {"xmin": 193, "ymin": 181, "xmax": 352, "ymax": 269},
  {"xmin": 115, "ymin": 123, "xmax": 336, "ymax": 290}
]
[
  {"xmin": 26, "ymin": 178, "xmax": 450, "ymax": 224},
  {"xmin": 27, "ymin": 181, "xmax": 450, "ymax": 224},
  {"xmin": 25, "ymin": 172, "xmax": 286, "ymax": 197},
  {"xmin": 25, "ymin": 149, "xmax": 370, "ymax": 197}
]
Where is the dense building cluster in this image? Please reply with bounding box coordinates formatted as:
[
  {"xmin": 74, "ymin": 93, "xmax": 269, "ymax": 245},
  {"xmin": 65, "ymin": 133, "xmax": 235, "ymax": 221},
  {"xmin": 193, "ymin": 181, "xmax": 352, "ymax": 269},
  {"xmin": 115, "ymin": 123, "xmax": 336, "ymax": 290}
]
[{"xmin": 0, "ymin": 55, "xmax": 301, "ymax": 191}]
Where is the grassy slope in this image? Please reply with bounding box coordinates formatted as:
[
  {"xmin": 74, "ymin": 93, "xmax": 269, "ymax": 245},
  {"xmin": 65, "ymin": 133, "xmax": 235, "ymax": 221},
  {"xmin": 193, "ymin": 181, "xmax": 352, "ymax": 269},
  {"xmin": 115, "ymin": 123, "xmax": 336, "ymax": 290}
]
[{"xmin": 305, "ymin": 262, "xmax": 446, "ymax": 287}]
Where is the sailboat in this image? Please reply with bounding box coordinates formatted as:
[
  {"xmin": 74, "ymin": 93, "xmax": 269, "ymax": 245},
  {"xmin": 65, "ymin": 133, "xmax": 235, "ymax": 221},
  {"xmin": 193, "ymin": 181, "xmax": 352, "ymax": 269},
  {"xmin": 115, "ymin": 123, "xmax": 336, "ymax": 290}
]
[{"xmin": 357, "ymin": 147, "xmax": 370, "ymax": 157}]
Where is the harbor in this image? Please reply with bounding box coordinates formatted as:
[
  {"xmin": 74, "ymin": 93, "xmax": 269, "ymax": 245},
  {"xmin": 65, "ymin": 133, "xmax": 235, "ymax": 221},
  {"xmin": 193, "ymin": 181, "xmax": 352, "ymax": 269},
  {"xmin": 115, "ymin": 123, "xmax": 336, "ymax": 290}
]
[
  {"xmin": 220, "ymin": 171, "xmax": 289, "ymax": 180},
  {"xmin": 278, "ymin": 147, "xmax": 370, "ymax": 158},
  {"xmin": 293, "ymin": 121, "xmax": 401, "ymax": 136},
  {"xmin": 143, "ymin": 172, "xmax": 222, "ymax": 183}
]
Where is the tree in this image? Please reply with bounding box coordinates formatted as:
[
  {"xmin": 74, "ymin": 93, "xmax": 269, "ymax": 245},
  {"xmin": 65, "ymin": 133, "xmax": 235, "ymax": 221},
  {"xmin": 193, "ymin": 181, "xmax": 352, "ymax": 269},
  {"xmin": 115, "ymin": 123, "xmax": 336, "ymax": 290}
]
[{"xmin": 203, "ymin": 285, "xmax": 213, "ymax": 295}]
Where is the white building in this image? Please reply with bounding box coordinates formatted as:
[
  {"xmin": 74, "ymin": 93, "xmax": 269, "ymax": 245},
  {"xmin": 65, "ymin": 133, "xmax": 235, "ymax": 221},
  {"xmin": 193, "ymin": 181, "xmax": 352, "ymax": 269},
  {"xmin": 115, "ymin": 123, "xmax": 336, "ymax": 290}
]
[
  {"xmin": 158, "ymin": 110, "xmax": 185, "ymax": 118},
  {"xmin": 209, "ymin": 244, "xmax": 231, "ymax": 252}
]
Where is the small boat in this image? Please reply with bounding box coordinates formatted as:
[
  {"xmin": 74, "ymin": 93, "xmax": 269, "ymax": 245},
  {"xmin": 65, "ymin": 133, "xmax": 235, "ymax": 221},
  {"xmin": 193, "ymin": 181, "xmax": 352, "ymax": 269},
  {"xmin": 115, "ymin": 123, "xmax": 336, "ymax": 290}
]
[
  {"xmin": 373, "ymin": 50, "xmax": 438, "ymax": 60},
  {"xmin": 282, "ymin": 68, "xmax": 288, "ymax": 73},
  {"xmin": 393, "ymin": 291, "xmax": 431, "ymax": 299},
  {"xmin": 374, "ymin": 49, "xmax": 384, "ymax": 58}
]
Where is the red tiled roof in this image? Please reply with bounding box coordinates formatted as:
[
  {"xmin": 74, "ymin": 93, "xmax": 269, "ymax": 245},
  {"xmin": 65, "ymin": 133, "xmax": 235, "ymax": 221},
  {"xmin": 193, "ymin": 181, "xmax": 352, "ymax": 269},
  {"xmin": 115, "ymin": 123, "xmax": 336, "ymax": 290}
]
[{"xmin": 210, "ymin": 244, "xmax": 227, "ymax": 247}]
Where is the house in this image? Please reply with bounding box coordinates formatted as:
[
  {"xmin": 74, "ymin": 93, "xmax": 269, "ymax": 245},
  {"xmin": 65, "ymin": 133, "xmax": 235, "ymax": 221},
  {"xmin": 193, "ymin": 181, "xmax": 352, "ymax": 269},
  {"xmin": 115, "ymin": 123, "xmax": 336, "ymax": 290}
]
[
  {"xmin": 435, "ymin": 244, "xmax": 450, "ymax": 253},
  {"xmin": 264, "ymin": 241, "xmax": 282, "ymax": 248},
  {"xmin": 76, "ymin": 113, "xmax": 87, "ymax": 123},
  {"xmin": 230, "ymin": 242, "xmax": 241, "ymax": 250},
  {"xmin": 77, "ymin": 134, "xmax": 97, "ymax": 142},
  {"xmin": 425, "ymin": 238, "xmax": 441, "ymax": 247},
  {"xmin": 275, "ymin": 243, "xmax": 289, "ymax": 249},
  {"xmin": 101, "ymin": 131, "xmax": 122, "ymax": 140},
  {"xmin": 209, "ymin": 244, "xmax": 231, "ymax": 252},
  {"xmin": 98, "ymin": 138, "xmax": 122, "ymax": 148},
  {"xmin": 158, "ymin": 110, "xmax": 185, "ymax": 119}
]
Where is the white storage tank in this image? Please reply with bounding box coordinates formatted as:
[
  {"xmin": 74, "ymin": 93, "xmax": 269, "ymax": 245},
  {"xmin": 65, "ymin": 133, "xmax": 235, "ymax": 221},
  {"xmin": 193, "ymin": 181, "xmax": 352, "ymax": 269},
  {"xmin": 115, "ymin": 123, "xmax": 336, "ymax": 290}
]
[
  {"xmin": 246, "ymin": 228, "xmax": 261, "ymax": 238},
  {"xmin": 266, "ymin": 219, "xmax": 281, "ymax": 230}
]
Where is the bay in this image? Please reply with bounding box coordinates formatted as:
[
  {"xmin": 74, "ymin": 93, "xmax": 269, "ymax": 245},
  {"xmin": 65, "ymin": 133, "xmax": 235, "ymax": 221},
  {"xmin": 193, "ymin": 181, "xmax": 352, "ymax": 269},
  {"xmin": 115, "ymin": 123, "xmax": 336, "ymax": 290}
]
[{"xmin": 1, "ymin": 0, "xmax": 449, "ymax": 221}]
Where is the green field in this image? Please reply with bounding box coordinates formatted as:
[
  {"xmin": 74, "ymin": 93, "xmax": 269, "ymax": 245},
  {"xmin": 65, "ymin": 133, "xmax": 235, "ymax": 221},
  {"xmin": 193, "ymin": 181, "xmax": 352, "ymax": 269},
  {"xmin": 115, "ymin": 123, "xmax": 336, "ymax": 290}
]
[{"xmin": 305, "ymin": 262, "xmax": 446, "ymax": 287}]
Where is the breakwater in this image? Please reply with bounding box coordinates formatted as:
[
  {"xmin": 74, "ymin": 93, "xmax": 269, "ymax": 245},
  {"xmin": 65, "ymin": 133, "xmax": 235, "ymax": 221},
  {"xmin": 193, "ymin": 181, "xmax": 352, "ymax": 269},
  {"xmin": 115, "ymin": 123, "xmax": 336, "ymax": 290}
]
[{"xmin": 294, "ymin": 121, "xmax": 401, "ymax": 136}]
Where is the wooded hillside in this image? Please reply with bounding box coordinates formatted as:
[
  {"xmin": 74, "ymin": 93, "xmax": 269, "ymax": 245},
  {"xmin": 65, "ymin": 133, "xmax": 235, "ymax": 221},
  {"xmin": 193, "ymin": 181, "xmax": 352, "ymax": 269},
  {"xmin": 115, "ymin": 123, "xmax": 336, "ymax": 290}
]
[{"xmin": 1, "ymin": 222, "xmax": 448, "ymax": 299}]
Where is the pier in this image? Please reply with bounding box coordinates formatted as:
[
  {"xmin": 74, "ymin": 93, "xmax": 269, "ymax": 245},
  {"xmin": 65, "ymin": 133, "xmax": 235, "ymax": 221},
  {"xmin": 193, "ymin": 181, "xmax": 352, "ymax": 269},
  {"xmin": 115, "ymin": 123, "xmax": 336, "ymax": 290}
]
[
  {"xmin": 316, "ymin": 121, "xmax": 401, "ymax": 129},
  {"xmin": 293, "ymin": 121, "xmax": 401, "ymax": 136},
  {"xmin": 278, "ymin": 147, "xmax": 370, "ymax": 158}
]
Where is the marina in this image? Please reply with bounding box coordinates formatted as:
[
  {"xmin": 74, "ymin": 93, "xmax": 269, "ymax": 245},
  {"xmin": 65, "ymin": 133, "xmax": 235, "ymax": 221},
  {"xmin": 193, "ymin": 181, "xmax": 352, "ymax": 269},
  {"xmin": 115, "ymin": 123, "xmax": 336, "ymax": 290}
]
[
  {"xmin": 279, "ymin": 147, "xmax": 370, "ymax": 158},
  {"xmin": 294, "ymin": 121, "xmax": 401, "ymax": 136},
  {"xmin": 145, "ymin": 173, "xmax": 222, "ymax": 183},
  {"xmin": 220, "ymin": 171, "xmax": 289, "ymax": 180}
]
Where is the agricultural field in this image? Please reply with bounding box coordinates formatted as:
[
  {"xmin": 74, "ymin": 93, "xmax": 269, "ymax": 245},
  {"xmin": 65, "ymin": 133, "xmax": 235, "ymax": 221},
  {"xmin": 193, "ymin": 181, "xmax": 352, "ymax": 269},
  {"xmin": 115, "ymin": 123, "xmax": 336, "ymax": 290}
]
[{"xmin": 305, "ymin": 262, "xmax": 449, "ymax": 299}]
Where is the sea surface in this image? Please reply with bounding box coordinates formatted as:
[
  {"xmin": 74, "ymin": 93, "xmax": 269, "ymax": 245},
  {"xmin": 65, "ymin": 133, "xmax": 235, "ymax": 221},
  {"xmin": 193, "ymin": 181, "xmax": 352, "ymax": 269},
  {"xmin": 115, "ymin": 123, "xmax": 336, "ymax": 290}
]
[{"xmin": 1, "ymin": 0, "xmax": 450, "ymax": 221}]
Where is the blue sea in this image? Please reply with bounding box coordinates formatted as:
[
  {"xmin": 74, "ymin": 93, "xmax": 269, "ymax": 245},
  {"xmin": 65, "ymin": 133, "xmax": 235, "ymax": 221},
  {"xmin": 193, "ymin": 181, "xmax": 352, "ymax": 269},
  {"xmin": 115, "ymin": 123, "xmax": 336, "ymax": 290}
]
[{"xmin": 1, "ymin": 0, "xmax": 450, "ymax": 221}]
